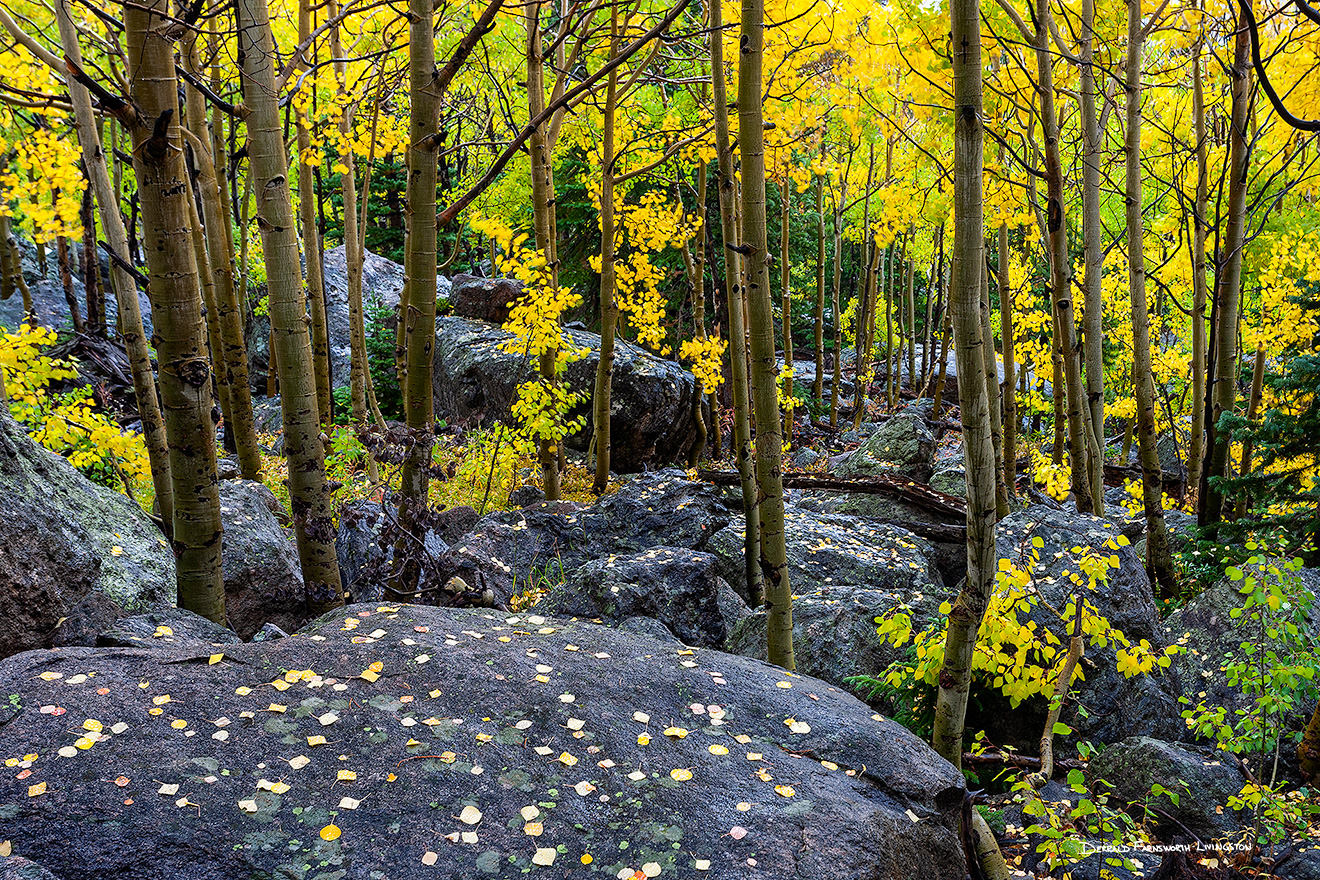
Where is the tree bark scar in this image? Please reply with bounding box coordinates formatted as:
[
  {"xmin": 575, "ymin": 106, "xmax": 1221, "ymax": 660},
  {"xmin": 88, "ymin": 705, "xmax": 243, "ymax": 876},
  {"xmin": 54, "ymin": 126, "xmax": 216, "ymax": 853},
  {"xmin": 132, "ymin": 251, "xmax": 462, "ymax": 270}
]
[{"xmin": 1047, "ymin": 197, "xmax": 1062, "ymax": 232}]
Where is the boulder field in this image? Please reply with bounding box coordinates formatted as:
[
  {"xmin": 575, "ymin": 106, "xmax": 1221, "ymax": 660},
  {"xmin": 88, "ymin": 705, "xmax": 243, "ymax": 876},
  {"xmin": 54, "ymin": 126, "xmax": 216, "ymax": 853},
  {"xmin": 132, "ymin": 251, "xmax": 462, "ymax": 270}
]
[{"xmin": 0, "ymin": 604, "xmax": 967, "ymax": 880}]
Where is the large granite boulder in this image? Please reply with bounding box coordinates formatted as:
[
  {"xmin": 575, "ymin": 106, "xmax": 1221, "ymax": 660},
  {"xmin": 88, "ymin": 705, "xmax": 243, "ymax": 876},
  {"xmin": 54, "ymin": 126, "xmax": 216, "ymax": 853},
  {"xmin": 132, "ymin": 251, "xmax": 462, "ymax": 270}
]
[
  {"xmin": 1088, "ymin": 736, "xmax": 1249, "ymax": 840},
  {"xmin": 836, "ymin": 412, "xmax": 936, "ymax": 482},
  {"xmin": 996, "ymin": 507, "xmax": 1182, "ymax": 746},
  {"xmin": 449, "ymin": 274, "xmax": 523, "ymax": 324},
  {"xmin": 718, "ymin": 509, "xmax": 944, "ymax": 703},
  {"xmin": 0, "ymin": 603, "xmax": 967, "ymax": 880},
  {"xmin": 218, "ymin": 479, "xmax": 312, "ymax": 640},
  {"xmin": 333, "ymin": 498, "xmax": 462, "ymax": 605},
  {"xmin": 0, "ymin": 238, "xmax": 153, "ymax": 338},
  {"xmin": 246, "ymin": 246, "xmax": 452, "ymax": 393},
  {"xmin": 0, "ymin": 409, "xmax": 174, "ymax": 658},
  {"xmin": 535, "ymin": 548, "xmax": 750, "ymax": 648},
  {"xmin": 95, "ymin": 608, "xmax": 243, "ymax": 648},
  {"xmin": 437, "ymin": 470, "xmax": 730, "ymax": 607},
  {"xmin": 708, "ymin": 506, "xmax": 942, "ymax": 601},
  {"xmin": 1163, "ymin": 566, "xmax": 1320, "ymax": 730},
  {"xmin": 432, "ymin": 316, "xmax": 698, "ymax": 472}
]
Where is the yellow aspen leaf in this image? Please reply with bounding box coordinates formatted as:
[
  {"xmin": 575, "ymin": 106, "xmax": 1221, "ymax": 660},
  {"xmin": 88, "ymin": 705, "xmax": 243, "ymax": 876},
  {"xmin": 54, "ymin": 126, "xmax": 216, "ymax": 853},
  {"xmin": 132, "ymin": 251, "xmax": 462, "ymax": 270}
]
[{"xmin": 319, "ymin": 824, "xmax": 341, "ymax": 841}]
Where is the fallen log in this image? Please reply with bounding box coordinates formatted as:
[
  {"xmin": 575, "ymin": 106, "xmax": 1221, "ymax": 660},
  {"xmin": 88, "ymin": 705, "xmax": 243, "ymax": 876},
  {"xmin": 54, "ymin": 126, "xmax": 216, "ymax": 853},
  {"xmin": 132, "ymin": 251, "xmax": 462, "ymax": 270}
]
[{"xmin": 697, "ymin": 468, "xmax": 967, "ymax": 524}]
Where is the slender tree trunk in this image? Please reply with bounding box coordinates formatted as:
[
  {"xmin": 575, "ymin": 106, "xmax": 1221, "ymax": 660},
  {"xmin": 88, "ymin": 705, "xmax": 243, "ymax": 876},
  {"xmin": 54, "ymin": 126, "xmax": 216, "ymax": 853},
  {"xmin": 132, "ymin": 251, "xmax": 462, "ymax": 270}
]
[
  {"xmin": 1187, "ymin": 23, "xmax": 1209, "ymax": 495},
  {"xmin": 932, "ymin": 294, "xmax": 952, "ymax": 416},
  {"xmin": 125, "ymin": 0, "xmax": 224, "ymax": 620},
  {"xmin": 1200, "ymin": 3, "xmax": 1251, "ymax": 527},
  {"xmin": 297, "ymin": 0, "xmax": 332, "ymax": 424},
  {"xmin": 905, "ymin": 252, "xmax": 916, "ymax": 397},
  {"xmin": 922, "ymin": 233, "xmax": 937, "ymax": 389},
  {"xmin": 933, "ymin": 0, "xmax": 999, "ymax": 778},
  {"xmin": 680, "ymin": 167, "xmax": 712, "ymax": 466},
  {"xmin": 852, "ymin": 150, "xmax": 877, "ymax": 429},
  {"xmin": 181, "ymin": 38, "xmax": 261, "ymax": 480},
  {"xmin": 391, "ymin": 0, "xmax": 443, "ymax": 592},
  {"xmin": 779, "ymin": 173, "xmax": 794, "ymax": 445},
  {"xmin": 1000, "ymin": 224, "xmax": 1017, "ymax": 498},
  {"xmin": 830, "ymin": 201, "xmax": 845, "ymax": 426},
  {"xmin": 592, "ymin": 9, "xmax": 619, "ymax": 495},
  {"xmin": 238, "ymin": 0, "xmax": 344, "ymax": 613},
  {"xmin": 79, "ymin": 184, "xmax": 105, "ymax": 336},
  {"xmin": 885, "ymin": 242, "xmax": 896, "ymax": 408},
  {"xmin": 55, "ymin": 0, "xmax": 173, "ymax": 524},
  {"xmin": 813, "ymin": 156, "xmax": 826, "ymax": 405},
  {"xmin": 331, "ymin": 3, "xmax": 379, "ymax": 484},
  {"xmin": 713, "ymin": 0, "xmax": 761, "ymax": 605},
  {"xmin": 185, "ymin": 176, "xmax": 231, "ymax": 445},
  {"xmin": 56, "ymin": 233, "xmax": 84, "ymax": 333},
  {"xmin": 1126, "ymin": 0, "xmax": 1177, "ymax": 597},
  {"xmin": 1035, "ymin": 0, "xmax": 1095, "ymax": 513},
  {"xmin": 1235, "ymin": 342, "xmax": 1267, "ymax": 517},
  {"xmin": 854, "ymin": 239, "xmax": 880, "ymax": 429},
  {"xmin": 740, "ymin": 0, "xmax": 793, "ymax": 667},
  {"xmin": 981, "ymin": 249, "xmax": 1008, "ymax": 517},
  {"xmin": 1079, "ymin": 0, "xmax": 1106, "ymax": 484},
  {"xmin": 526, "ymin": 1, "xmax": 563, "ymax": 500}
]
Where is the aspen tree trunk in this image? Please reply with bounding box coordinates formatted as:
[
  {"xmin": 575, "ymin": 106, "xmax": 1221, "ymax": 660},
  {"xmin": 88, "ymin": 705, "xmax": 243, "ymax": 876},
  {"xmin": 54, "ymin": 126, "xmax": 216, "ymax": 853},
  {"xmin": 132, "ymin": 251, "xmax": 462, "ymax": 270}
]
[
  {"xmin": 1187, "ymin": 23, "xmax": 1209, "ymax": 492},
  {"xmin": 181, "ymin": 38, "xmax": 261, "ymax": 480},
  {"xmin": 933, "ymin": 0, "xmax": 1001, "ymax": 785},
  {"xmin": 981, "ymin": 251, "xmax": 1009, "ymax": 517},
  {"xmin": 932, "ymin": 296, "xmax": 952, "ymax": 417},
  {"xmin": 185, "ymin": 178, "xmax": 231, "ymax": 442},
  {"xmin": 740, "ymin": 0, "xmax": 793, "ymax": 666},
  {"xmin": 296, "ymin": 0, "xmax": 332, "ymax": 425},
  {"xmin": 1035, "ymin": 0, "xmax": 1095, "ymax": 513},
  {"xmin": 1125, "ymin": 0, "xmax": 1177, "ymax": 597},
  {"xmin": 331, "ymin": 2, "xmax": 379, "ymax": 483},
  {"xmin": 526, "ymin": 1, "xmax": 563, "ymax": 500},
  {"xmin": 853, "ymin": 240, "xmax": 880, "ymax": 429},
  {"xmin": 905, "ymin": 254, "xmax": 916, "ymax": 397},
  {"xmin": 591, "ymin": 7, "xmax": 619, "ymax": 495},
  {"xmin": 238, "ymin": 0, "xmax": 344, "ymax": 613},
  {"xmin": 56, "ymin": 234, "xmax": 84, "ymax": 333},
  {"xmin": 125, "ymin": 0, "xmax": 224, "ymax": 621},
  {"xmin": 1200, "ymin": 2, "xmax": 1251, "ymax": 526},
  {"xmin": 885, "ymin": 243, "xmax": 895, "ymax": 407},
  {"xmin": 80, "ymin": 186, "xmax": 105, "ymax": 336},
  {"xmin": 0, "ymin": 215, "xmax": 17, "ymax": 304},
  {"xmin": 55, "ymin": 0, "xmax": 174, "ymax": 525},
  {"xmin": 813, "ymin": 156, "xmax": 825, "ymax": 405},
  {"xmin": 1000, "ymin": 224, "xmax": 1017, "ymax": 497},
  {"xmin": 693, "ymin": 167, "xmax": 718, "ymax": 459},
  {"xmin": 1235, "ymin": 343, "xmax": 1267, "ymax": 517},
  {"xmin": 712, "ymin": 0, "xmax": 761, "ymax": 605},
  {"xmin": 780, "ymin": 174, "xmax": 793, "ymax": 445},
  {"xmin": 1079, "ymin": 0, "xmax": 1106, "ymax": 478},
  {"xmin": 392, "ymin": 0, "xmax": 443, "ymax": 591},
  {"xmin": 922, "ymin": 235, "xmax": 937, "ymax": 388},
  {"xmin": 852, "ymin": 150, "xmax": 877, "ymax": 429},
  {"xmin": 679, "ymin": 168, "xmax": 712, "ymax": 466},
  {"xmin": 829, "ymin": 196, "xmax": 845, "ymax": 426}
]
